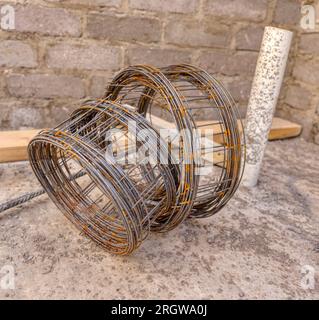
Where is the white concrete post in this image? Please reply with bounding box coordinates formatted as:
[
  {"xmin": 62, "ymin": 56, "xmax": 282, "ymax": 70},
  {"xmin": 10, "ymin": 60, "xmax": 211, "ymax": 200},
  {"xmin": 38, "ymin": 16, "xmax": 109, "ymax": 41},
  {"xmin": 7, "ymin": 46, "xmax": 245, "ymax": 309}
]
[{"xmin": 242, "ymin": 26, "xmax": 293, "ymax": 188}]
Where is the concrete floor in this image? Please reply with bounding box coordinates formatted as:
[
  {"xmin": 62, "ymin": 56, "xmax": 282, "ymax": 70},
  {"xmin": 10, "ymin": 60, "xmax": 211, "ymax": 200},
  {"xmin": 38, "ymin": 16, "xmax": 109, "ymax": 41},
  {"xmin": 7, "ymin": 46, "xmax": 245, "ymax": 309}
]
[{"xmin": 0, "ymin": 138, "xmax": 318, "ymax": 299}]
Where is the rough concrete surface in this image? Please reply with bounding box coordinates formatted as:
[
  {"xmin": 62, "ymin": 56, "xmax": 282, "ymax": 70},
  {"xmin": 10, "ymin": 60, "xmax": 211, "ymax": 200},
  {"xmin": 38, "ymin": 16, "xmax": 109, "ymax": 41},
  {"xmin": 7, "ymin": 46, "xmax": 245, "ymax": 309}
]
[{"xmin": 0, "ymin": 138, "xmax": 318, "ymax": 299}]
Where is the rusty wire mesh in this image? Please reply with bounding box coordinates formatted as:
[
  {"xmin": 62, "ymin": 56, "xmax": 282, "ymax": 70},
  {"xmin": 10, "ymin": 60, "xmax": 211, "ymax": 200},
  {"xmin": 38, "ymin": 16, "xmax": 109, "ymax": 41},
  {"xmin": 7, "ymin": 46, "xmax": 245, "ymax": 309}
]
[
  {"xmin": 28, "ymin": 64, "xmax": 245, "ymax": 255},
  {"xmin": 105, "ymin": 64, "xmax": 245, "ymax": 219}
]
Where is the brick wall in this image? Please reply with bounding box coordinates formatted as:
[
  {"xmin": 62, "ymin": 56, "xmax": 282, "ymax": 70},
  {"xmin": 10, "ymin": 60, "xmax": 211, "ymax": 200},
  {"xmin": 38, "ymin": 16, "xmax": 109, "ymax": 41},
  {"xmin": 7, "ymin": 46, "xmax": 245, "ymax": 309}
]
[{"xmin": 0, "ymin": 0, "xmax": 318, "ymax": 144}]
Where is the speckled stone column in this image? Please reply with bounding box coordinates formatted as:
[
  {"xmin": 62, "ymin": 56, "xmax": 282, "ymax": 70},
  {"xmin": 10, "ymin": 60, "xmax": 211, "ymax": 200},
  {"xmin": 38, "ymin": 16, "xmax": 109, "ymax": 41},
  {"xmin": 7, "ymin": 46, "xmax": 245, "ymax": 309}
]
[{"xmin": 243, "ymin": 26, "xmax": 293, "ymax": 187}]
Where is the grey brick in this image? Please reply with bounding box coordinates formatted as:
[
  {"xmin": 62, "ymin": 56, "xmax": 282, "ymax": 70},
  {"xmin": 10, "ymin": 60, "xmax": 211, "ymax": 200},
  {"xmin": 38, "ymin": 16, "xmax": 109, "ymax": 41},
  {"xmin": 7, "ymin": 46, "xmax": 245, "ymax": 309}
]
[
  {"xmin": 46, "ymin": 43, "xmax": 121, "ymax": 71},
  {"xmin": 226, "ymin": 79, "xmax": 252, "ymax": 102},
  {"xmin": 87, "ymin": 14, "xmax": 161, "ymax": 43},
  {"xmin": 285, "ymin": 85, "xmax": 312, "ymax": 110},
  {"xmin": 165, "ymin": 18, "xmax": 229, "ymax": 48},
  {"xmin": 293, "ymin": 59, "xmax": 319, "ymax": 86},
  {"xmin": 299, "ymin": 33, "xmax": 319, "ymax": 54},
  {"xmin": 126, "ymin": 47, "xmax": 191, "ymax": 67},
  {"xmin": 15, "ymin": 5, "xmax": 81, "ymax": 37},
  {"xmin": 0, "ymin": 100, "xmax": 50, "ymax": 130},
  {"xmin": 7, "ymin": 74, "xmax": 85, "ymax": 98},
  {"xmin": 235, "ymin": 25, "xmax": 264, "ymax": 51},
  {"xmin": 273, "ymin": 0, "xmax": 301, "ymax": 25},
  {"xmin": 0, "ymin": 40, "xmax": 37, "ymax": 68},
  {"xmin": 198, "ymin": 50, "xmax": 258, "ymax": 76},
  {"xmin": 205, "ymin": 0, "xmax": 267, "ymax": 22},
  {"xmin": 129, "ymin": 0, "xmax": 199, "ymax": 13}
]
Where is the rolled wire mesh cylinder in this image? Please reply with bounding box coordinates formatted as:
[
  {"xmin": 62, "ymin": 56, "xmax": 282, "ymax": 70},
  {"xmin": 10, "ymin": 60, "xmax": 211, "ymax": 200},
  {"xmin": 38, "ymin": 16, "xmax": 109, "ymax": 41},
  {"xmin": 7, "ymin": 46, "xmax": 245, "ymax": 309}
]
[
  {"xmin": 105, "ymin": 64, "xmax": 245, "ymax": 220},
  {"xmin": 28, "ymin": 99, "xmax": 179, "ymax": 255},
  {"xmin": 105, "ymin": 65, "xmax": 199, "ymax": 231},
  {"xmin": 27, "ymin": 64, "xmax": 245, "ymax": 255},
  {"xmin": 73, "ymin": 100, "xmax": 181, "ymax": 231},
  {"xmin": 161, "ymin": 64, "xmax": 245, "ymax": 218}
]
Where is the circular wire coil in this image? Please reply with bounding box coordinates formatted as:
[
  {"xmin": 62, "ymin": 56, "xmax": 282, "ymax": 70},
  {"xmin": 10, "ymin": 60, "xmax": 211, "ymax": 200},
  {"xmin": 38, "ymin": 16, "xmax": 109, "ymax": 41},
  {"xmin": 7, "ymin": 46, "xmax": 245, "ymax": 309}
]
[
  {"xmin": 73, "ymin": 99, "xmax": 181, "ymax": 232},
  {"xmin": 27, "ymin": 64, "xmax": 245, "ymax": 255},
  {"xmin": 105, "ymin": 64, "xmax": 245, "ymax": 219},
  {"xmin": 161, "ymin": 64, "xmax": 245, "ymax": 217},
  {"xmin": 28, "ymin": 99, "xmax": 179, "ymax": 255},
  {"xmin": 105, "ymin": 65, "xmax": 199, "ymax": 231}
]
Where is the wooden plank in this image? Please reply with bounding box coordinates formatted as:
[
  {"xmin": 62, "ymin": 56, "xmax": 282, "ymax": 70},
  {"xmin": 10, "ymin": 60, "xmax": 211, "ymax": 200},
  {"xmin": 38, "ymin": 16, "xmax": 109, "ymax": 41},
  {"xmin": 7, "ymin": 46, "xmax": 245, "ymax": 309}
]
[
  {"xmin": 0, "ymin": 129, "xmax": 40, "ymax": 163},
  {"xmin": 151, "ymin": 116, "xmax": 302, "ymax": 142},
  {"xmin": 0, "ymin": 116, "xmax": 302, "ymax": 163},
  {"xmin": 146, "ymin": 116, "xmax": 301, "ymax": 167},
  {"xmin": 268, "ymin": 117, "xmax": 302, "ymax": 140}
]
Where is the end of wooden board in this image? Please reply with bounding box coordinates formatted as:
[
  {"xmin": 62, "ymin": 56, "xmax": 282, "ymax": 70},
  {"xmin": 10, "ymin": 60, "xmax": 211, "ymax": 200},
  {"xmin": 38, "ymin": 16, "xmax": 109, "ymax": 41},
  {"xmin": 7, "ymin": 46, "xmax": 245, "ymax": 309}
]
[
  {"xmin": 268, "ymin": 117, "xmax": 302, "ymax": 140},
  {"xmin": 0, "ymin": 129, "xmax": 40, "ymax": 163}
]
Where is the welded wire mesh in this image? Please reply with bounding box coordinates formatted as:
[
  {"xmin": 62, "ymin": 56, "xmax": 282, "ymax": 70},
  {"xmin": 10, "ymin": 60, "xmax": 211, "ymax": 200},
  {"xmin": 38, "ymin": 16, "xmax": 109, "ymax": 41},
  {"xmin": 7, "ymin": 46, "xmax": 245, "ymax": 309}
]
[
  {"xmin": 105, "ymin": 65, "xmax": 199, "ymax": 231},
  {"xmin": 28, "ymin": 99, "xmax": 179, "ymax": 254},
  {"xmin": 105, "ymin": 64, "xmax": 245, "ymax": 219},
  {"xmin": 161, "ymin": 64, "xmax": 245, "ymax": 217},
  {"xmin": 27, "ymin": 64, "xmax": 245, "ymax": 255}
]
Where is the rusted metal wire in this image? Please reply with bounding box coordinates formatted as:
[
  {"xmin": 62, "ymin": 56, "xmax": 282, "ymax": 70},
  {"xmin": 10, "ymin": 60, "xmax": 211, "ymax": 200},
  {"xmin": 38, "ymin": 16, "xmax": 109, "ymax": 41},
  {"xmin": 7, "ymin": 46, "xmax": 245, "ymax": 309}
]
[
  {"xmin": 161, "ymin": 64, "xmax": 245, "ymax": 218},
  {"xmin": 24, "ymin": 64, "xmax": 245, "ymax": 255},
  {"xmin": 105, "ymin": 65, "xmax": 199, "ymax": 231},
  {"xmin": 28, "ymin": 99, "xmax": 180, "ymax": 255},
  {"xmin": 105, "ymin": 64, "xmax": 245, "ymax": 219}
]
